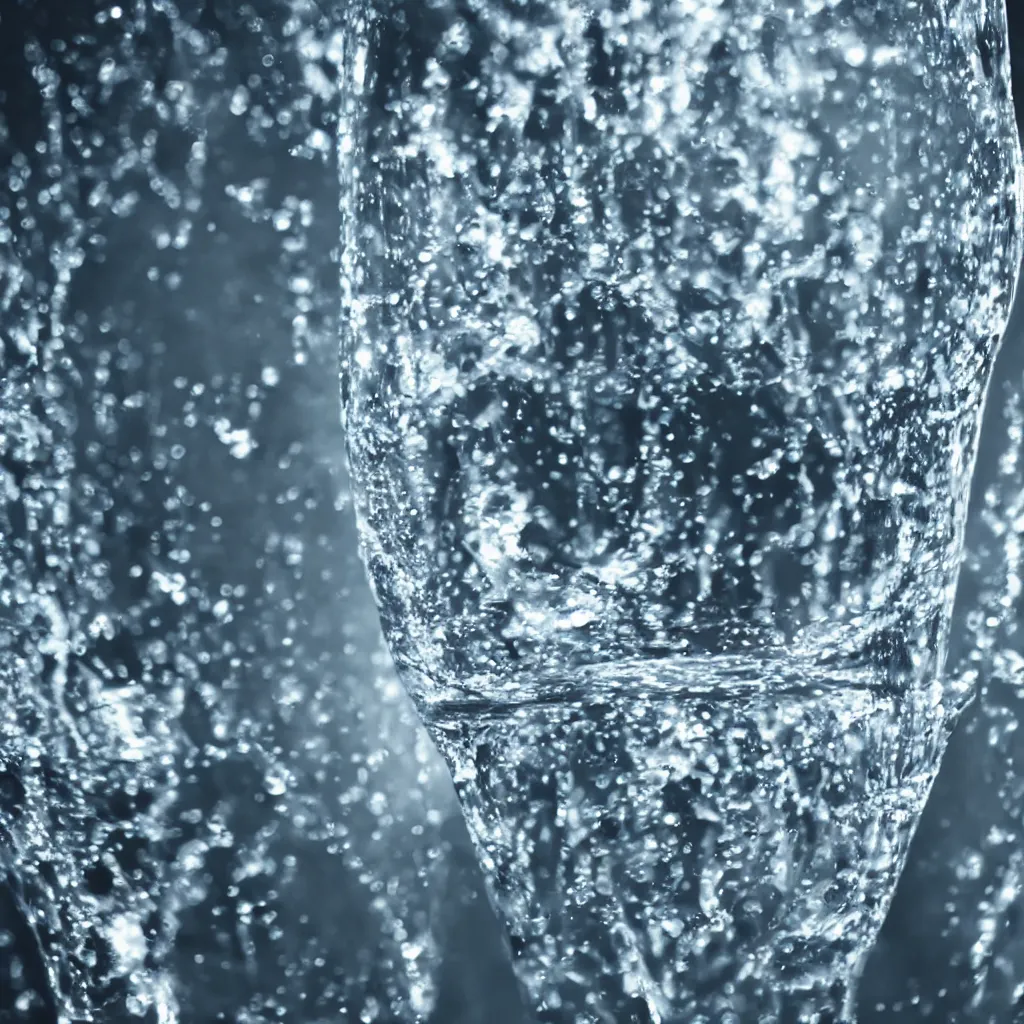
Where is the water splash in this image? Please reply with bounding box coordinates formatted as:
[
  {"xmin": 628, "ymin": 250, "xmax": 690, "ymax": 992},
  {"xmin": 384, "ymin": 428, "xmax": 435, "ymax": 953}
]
[
  {"xmin": 0, "ymin": 2, "xmax": 449, "ymax": 1021},
  {"xmin": 2, "ymin": 0, "xmax": 1024, "ymax": 1022},
  {"xmin": 344, "ymin": 0, "xmax": 1022, "ymax": 705},
  {"xmin": 431, "ymin": 655, "xmax": 944, "ymax": 1022},
  {"xmin": 340, "ymin": 0, "xmax": 1023, "ymax": 1019}
]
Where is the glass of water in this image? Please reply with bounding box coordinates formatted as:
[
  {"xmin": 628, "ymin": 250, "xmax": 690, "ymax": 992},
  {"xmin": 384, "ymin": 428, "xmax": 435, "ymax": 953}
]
[{"xmin": 340, "ymin": 1, "xmax": 1023, "ymax": 1019}]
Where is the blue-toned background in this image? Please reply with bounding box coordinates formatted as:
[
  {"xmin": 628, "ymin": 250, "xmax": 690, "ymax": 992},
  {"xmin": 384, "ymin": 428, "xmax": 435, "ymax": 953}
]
[{"xmin": 1, "ymin": 2, "xmax": 1024, "ymax": 1021}]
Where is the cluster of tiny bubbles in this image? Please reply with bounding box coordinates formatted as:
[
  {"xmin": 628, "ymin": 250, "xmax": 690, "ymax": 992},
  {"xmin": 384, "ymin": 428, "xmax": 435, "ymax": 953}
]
[
  {"xmin": 852, "ymin": 317, "xmax": 1024, "ymax": 1023},
  {"xmin": 937, "ymin": 362, "xmax": 1024, "ymax": 1020},
  {"xmin": 339, "ymin": 0, "xmax": 1024, "ymax": 1021},
  {"xmin": 4, "ymin": 0, "xmax": 1024, "ymax": 1023},
  {"xmin": 0, "ymin": 2, "xmax": 456, "ymax": 1022}
]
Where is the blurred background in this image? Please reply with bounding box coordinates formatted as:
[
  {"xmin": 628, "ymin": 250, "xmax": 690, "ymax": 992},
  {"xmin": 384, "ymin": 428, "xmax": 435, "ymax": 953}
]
[{"xmin": 1, "ymin": 1, "xmax": 1024, "ymax": 1021}]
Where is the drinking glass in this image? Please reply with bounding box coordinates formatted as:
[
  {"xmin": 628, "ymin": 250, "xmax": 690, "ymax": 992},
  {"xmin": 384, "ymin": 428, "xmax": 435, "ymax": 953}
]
[{"xmin": 339, "ymin": 1, "xmax": 1023, "ymax": 1019}]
